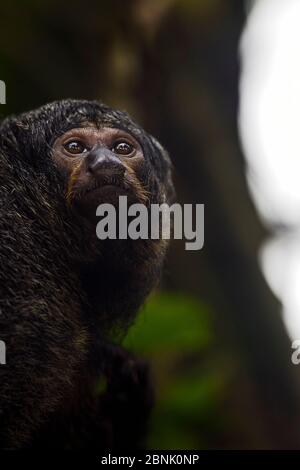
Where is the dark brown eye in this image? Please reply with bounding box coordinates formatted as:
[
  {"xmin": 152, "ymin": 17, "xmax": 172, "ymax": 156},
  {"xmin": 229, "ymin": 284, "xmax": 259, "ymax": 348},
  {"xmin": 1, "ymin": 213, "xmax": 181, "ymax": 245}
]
[
  {"xmin": 64, "ymin": 140, "xmax": 87, "ymax": 155},
  {"xmin": 113, "ymin": 141, "xmax": 135, "ymax": 156}
]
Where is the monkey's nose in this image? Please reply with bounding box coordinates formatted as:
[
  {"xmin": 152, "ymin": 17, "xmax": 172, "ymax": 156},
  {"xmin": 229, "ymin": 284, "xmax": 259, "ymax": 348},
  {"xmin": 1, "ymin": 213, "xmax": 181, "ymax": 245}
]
[{"xmin": 86, "ymin": 149, "xmax": 126, "ymax": 177}]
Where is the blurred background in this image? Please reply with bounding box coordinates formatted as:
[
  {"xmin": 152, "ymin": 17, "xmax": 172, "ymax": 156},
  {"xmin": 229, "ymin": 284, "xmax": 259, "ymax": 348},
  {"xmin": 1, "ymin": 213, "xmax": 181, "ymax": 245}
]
[{"xmin": 1, "ymin": 0, "xmax": 300, "ymax": 450}]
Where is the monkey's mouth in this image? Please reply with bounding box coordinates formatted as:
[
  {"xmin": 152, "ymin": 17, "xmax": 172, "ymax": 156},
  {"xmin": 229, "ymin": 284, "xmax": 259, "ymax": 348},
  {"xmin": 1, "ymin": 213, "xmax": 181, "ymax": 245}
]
[
  {"xmin": 84, "ymin": 176, "xmax": 125, "ymax": 195},
  {"xmin": 70, "ymin": 173, "xmax": 148, "ymax": 208}
]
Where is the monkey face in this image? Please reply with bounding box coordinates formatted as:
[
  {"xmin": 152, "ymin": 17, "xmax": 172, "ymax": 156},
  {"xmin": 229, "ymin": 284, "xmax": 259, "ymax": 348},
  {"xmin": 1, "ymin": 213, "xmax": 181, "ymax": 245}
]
[
  {"xmin": 53, "ymin": 125, "xmax": 149, "ymax": 219},
  {"xmin": 0, "ymin": 99, "xmax": 175, "ymax": 223}
]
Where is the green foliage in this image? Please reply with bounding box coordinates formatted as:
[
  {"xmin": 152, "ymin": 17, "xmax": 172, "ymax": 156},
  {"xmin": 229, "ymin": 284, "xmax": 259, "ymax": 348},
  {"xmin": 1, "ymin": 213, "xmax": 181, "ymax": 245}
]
[
  {"xmin": 124, "ymin": 292, "xmax": 228, "ymax": 449},
  {"xmin": 124, "ymin": 293, "xmax": 212, "ymax": 356}
]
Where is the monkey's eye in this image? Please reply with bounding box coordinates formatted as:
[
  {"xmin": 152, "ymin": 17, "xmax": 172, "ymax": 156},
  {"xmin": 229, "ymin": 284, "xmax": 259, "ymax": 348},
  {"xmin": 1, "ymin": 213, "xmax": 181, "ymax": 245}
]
[
  {"xmin": 64, "ymin": 140, "xmax": 88, "ymax": 155},
  {"xmin": 112, "ymin": 141, "xmax": 135, "ymax": 157}
]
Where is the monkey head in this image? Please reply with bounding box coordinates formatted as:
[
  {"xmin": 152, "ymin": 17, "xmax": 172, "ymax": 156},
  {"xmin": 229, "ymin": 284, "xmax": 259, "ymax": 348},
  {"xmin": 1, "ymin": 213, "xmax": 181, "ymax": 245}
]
[{"xmin": 0, "ymin": 99, "xmax": 174, "ymax": 226}]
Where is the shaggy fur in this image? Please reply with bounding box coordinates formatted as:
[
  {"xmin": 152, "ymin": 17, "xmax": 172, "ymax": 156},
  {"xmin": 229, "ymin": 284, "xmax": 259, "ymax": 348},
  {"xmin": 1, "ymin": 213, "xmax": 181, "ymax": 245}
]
[{"xmin": 0, "ymin": 99, "xmax": 174, "ymax": 449}]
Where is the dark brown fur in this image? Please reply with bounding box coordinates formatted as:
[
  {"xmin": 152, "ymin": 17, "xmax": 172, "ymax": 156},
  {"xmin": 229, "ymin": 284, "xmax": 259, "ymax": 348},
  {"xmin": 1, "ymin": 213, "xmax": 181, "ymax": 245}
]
[{"xmin": 0, "ymin": 99, "xmax": 174, "ymax": 449}]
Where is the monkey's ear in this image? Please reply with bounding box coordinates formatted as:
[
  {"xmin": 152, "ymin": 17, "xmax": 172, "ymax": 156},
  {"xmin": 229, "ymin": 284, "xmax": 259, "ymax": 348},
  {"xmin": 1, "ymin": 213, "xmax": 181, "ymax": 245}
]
[{"xmin": 150, "ymin": 136, "xmax": 176, "ymax": 204}]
